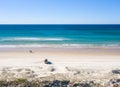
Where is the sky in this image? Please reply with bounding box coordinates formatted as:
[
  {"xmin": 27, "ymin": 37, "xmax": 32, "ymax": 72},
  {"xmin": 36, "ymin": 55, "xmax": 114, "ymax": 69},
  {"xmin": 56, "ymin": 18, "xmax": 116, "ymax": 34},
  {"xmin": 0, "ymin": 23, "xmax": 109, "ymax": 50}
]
[{"xmin": 0, "ymin": 0, "xmax": 120, "ymax": 24}]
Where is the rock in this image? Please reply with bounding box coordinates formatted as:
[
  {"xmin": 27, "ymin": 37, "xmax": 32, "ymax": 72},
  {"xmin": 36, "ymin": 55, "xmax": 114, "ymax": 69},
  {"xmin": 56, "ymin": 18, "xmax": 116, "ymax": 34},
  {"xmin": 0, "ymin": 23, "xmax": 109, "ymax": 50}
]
[
  {"xmin": 48, "ymin": 66, "xmax": 55, "ymax": 72},
  {"xmin": 112, "ymin": 70, "xmax": 120, "ymax": 74}
]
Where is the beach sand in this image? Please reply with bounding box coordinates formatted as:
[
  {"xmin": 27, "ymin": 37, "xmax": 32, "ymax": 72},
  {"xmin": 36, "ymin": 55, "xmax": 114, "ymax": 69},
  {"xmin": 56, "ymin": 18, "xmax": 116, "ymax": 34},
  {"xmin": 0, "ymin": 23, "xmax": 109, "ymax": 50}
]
[{"xmin": 0, "ymin": 47, "xmax": 120, "ymax": 86}]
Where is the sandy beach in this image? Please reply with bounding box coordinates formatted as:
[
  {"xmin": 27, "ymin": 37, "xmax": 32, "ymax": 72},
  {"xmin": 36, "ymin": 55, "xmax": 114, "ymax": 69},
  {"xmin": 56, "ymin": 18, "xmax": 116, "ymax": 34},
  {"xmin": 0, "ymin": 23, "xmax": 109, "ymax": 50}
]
[
  {"xmin": 0, "ymin": 47, "xmax": 120, "ymax": 66},
  {"xmin": 1, "ymin": 0, "xmax": 120, "ymax": 86},
  {"xmin": 0, "ymin": 47, "xmax": 120, "ymax": 86}
]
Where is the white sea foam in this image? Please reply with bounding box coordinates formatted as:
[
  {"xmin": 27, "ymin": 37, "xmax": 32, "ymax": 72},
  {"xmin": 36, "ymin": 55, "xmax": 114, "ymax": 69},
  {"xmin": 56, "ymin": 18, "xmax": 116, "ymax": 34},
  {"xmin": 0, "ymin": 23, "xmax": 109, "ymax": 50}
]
[
  {"xmin": 0, "ymin": 37, "xmax": 68, "ymax": 41},
  {"xmin": 0, "ymin": 44, "xmax": 119, "ymax": 48}
]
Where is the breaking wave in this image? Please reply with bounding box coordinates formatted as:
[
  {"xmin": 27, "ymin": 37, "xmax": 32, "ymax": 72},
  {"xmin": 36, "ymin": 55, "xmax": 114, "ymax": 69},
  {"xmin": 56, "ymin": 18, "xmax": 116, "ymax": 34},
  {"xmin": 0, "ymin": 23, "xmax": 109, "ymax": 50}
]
[
  {"xmin": 0, "ymin": 44, "xmax": 119, "ymax": 48},
  {"xmin": 0, "ymin": 37, "xmax": 69, "ymax": 41}
]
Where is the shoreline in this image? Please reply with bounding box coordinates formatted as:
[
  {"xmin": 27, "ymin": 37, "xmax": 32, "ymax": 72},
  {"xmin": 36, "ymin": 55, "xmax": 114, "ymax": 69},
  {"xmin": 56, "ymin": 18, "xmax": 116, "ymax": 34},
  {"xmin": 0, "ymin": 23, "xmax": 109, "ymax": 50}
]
[{"xmin": 0, "ymin": 47, "xmax": 120, "ymax": 55}]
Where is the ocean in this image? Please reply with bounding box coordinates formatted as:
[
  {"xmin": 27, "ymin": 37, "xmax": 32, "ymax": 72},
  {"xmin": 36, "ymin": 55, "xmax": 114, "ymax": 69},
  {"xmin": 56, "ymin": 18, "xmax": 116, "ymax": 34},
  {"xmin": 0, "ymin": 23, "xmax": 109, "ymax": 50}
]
[{"xmin": 0, "ymin": 24, "xmax": 120, "ymax": 48}]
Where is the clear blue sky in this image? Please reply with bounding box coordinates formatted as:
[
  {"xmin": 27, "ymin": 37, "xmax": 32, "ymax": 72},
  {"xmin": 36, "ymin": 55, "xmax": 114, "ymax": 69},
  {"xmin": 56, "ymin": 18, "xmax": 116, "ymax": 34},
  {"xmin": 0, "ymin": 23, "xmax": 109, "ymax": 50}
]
[{"xmin": 0, "ymin": 0, "xmax": 120, "ymax": 24}]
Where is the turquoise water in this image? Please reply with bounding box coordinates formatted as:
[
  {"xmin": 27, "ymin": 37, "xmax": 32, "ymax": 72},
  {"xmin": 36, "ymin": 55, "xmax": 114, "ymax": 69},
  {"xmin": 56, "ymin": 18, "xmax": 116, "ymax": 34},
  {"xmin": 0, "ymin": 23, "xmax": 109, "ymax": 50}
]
[{"xmin": 0, "ymin": 25, "xmax": 120, "ymax": 48}]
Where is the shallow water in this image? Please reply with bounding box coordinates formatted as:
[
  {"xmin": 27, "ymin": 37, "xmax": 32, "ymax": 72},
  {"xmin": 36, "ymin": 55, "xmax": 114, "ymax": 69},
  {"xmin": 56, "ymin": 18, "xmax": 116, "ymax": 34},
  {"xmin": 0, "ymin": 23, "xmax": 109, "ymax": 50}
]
[{"xmin": 0, "ymin": 24, "xmax": 120, "ymax": 48}]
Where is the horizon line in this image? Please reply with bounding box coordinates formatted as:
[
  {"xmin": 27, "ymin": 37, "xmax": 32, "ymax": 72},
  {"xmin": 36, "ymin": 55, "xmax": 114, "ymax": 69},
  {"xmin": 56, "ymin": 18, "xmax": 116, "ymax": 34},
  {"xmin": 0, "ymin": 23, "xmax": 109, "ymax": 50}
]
[{"xmin": 0, "ymin": 24, "xmax": 120, "ymax": 25}]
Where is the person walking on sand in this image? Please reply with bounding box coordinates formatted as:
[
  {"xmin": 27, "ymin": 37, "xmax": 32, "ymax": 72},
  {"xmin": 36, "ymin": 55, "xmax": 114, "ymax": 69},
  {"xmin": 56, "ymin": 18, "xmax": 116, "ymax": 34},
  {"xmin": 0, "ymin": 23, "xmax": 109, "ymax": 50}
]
[
  {"xmin": 29, "ymin": 50, "xmax": 33, "ymax": 53},
  {"xmin": 44, "ymin": 59, "xmax": 52, "ymax": 64}
]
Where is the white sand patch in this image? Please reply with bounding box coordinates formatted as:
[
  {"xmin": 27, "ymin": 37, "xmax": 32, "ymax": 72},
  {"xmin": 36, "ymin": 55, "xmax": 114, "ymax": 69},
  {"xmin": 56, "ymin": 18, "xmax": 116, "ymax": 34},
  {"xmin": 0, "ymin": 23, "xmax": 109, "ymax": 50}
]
[{"xmin": 0, "ymin": 50, "xmax": 120, "ymax": 83}]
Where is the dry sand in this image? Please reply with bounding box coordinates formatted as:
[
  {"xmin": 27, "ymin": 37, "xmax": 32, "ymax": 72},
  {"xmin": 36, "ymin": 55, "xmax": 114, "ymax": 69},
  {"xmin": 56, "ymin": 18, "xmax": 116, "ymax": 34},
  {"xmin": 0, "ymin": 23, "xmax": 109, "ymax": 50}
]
[{"xmin": 0, "ymin": 47, "xmax": 120, "ymax": 84}]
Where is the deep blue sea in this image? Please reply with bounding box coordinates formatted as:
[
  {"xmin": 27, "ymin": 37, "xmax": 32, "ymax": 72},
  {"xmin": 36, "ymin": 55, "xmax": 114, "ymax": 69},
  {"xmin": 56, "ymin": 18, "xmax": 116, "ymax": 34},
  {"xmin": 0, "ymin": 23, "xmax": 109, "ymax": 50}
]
[{"xmin": 0, "ymin": 25, "xmax": 120, "ymax": 48}]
